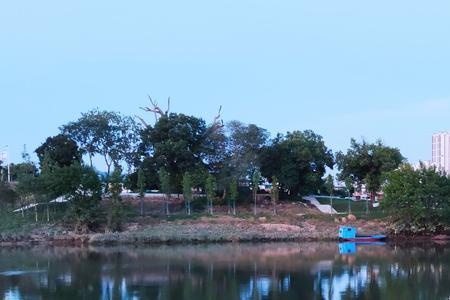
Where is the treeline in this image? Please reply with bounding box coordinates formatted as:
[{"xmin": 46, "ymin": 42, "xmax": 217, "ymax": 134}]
[{"xmin": 1, "ymin": 100, "xmax": 412, "ymax": 231}]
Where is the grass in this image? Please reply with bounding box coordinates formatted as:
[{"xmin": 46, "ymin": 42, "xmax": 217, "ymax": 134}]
[{"xmin": 315, "ymin": 196, "xmax": 389, "ymax": 220}]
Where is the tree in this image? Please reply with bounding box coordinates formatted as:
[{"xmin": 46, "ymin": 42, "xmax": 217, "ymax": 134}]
[
  {"xmin": 159, "ymin": 168, "xmax": 171, "ymax": 215},
  {"xmin": 66, "ymin": 166, "xmax": 102, "ymax": 232},
  {"xmin": 383, "ymin": 164, "xmax": 450, "ymax": 228},
  {"xmin": 107, "ymin": 168, "xmax": 124, "ymax": 232},
  {"xmin": 226, "ymin": 121, "xmax": 269, "ymax": 182},
  {"xmin": 182, "ymin": 172, "xmax": 193, "ymax": 215},
  {"xmin": 140, "ymin": 113, "xmax": 210, "ymax": 193},
  {"xmin": 271, "ymin": 176, "xmax": 279, "ymax": 215},
  {"xmin": 137, "ymin": 168, "xmax": 146, "ymax": 216},
  {"xmin": 205, "ymin": 174, "xmax": 216, "ymax": 215},
  {"xmin": 260, "ymin": 130, "xmax": 334, "ymax": 198},
  {"xmin": 336, "ymin": 139, "xmax": 404, "ymax": 200},
  {"xmin": 252, "ymin": 169, "xmax": 261, "ymax": 215},
  {"xmin": 61, "ymin": 109, "xmax": 140, "ymax": 175},
  {"xmin": 35, "ymin": 134, "xmax": 82, "ymax": 169},
  {"xmin": 324, "ymin": 174, "xmax": 334, "ymax": 215},
  {"xmin": 229, "ymin": 178, "xmax": 238, "ymax": 215}
]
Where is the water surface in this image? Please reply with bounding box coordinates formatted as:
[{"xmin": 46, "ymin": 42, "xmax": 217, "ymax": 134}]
[{"xmin": 0, "ymin": 242, "xmax": 449, "ymax": 300}]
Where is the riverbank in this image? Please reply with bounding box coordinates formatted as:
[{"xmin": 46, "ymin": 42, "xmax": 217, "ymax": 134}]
[
  {"xmin": 0, "ymin": 209, "xmax": 388, "ymax": 246},
  {"xmin": 3, "ymin": 201, "xmax": 447, "ymax": 246}
]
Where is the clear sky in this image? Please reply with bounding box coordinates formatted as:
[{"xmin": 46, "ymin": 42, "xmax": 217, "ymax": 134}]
[{"xmin": 1, "ymin": 0, "xmax": 450, "ymax": 169}]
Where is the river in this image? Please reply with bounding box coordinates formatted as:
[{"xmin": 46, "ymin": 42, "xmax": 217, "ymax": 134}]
[{"xmin": 0, "ymin": 242, "xmax": 449, "ymax": 299}]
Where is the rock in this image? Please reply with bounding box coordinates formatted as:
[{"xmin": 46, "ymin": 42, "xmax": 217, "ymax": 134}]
[
  {"xmin": 258, "ymin": 217, "xmax": 267, "ymax": 222},
  {"xmin": 347, "ymin": 214, "xmax": 357, "ymax": 222}
]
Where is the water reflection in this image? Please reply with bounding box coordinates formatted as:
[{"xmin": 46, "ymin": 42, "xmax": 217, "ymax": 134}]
[{"xmin": 0, "ymin": 242, "xmax": 449, "ymax": 299}]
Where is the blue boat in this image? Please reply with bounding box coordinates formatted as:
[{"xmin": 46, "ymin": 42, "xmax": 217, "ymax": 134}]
[{"xmin": 339, "ymin": 226, "xmax": 386, "ymax": 242}]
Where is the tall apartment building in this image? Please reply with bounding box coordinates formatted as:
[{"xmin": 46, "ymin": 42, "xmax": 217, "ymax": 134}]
[{"xmin": 432, "ymin": 131, "xmax": 450, "ymax": 174}]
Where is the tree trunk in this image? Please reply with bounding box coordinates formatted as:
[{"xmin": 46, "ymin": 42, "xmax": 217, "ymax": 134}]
[
  {"xmin": 46, "ymin": 203, "xmax": 50, "ymax": 222},
  {"xmin": 140, "ymin": 196, "xmax": 144, "ymax": 216},
  {"xmin": 253, "ymin": 191, "xmax": 257, "ymax": 216},
  {"xmin": 34, "ymin": 202, "xmax": 38, "ymax": 223},
  {"xmin": 166, "ymin": 194, "xmax": 170, "ymax": 215}
]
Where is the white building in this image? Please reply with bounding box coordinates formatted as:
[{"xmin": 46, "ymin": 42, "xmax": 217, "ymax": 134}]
[{"xmin": 432, "ymin": 130, "xmax": 450, "ymax": 174}]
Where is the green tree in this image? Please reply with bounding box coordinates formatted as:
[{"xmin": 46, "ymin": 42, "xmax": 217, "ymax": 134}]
[
  {"xmin": 61, "ymin": 109, "xmax": 140, "ymax": 175},
  {"xmin": 159, "ymin": 168, "xmax": 171, "ymax": 215},
  {"xmin": 229, "ymin": 178, "xmax": 238, "ymax": 215},
  {"xmin": 252, "ymin": 169, "xmax": 261, "ymax": 215},
  {"xmin": 383, "ymin": 164, "xmax": 450, "ymax": 229},
  {"xmin": 137, "ymin": 168, "xmax": 146, "ymax": 216},
  {"xmin": 205, "ymin": 174, "xmax": 216, "ymax": 215},
  {"xmin": 182, "ymin": 172, "xmax": 193, "ymax": 215},
  {"xmin": 336, "ymin": 139, "xmax": 404, "ymax": 200},
  {"xmin": 271, "ymin": 176, "xmax": 279, "ymax": 215},
  {"xmin": 107, "ymin": 168, "xmax": 124, "ymax": 232},
  {"xmin": 324, "ymin": 174, "xmax": 334, "ymax": 215},
  {"xmin": 66, "ymin": 166, "xmax": 102, "ymax": 232},
  {"xmin": 260, "ymin": 130, "xmax": 334, "ymax": 198},
  {"xmin": 226, "ymin": 121, "xmax": 269, "ymax": 182},
  {"xmin": 35, "ymin": 134, "xmax": 82, "ymax": 169}
]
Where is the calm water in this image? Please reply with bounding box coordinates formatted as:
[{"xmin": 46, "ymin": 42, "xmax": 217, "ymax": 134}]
[{"xmin": 0, "ymin": 242, "xmax": 449, "ymax": 300}]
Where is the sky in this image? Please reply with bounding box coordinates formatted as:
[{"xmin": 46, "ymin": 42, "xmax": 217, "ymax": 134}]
[{"xmin": 1, "ymin": 0, "xmax": 450, "ymax": 169}]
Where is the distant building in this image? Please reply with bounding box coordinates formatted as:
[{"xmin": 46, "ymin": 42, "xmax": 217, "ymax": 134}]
[{"xmin": 432, "ymin": 131, "xmax": 450, "ymax": 174}]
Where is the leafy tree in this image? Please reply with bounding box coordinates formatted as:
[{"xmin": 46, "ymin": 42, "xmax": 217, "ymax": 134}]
[
  {"xmin": 137, "ymin": 168, "xmax": 146, "ymax": 216},
  {"xmin": 65, "ymin": 166, "xmax": 102, "ymax": 232},
  {"xmin": 61, "ymin": 109, "xmax": 140, "ymax": 175},
  {"xmin": 229, "ymin": 178, "xmax": 238, "ymax": 215},
  {"xmin": 205, "ymin": 174, "xmax": 216, "ymax": 215},
  {"xmin": 336, "ymin": 139, "xmax": 404, "ymax": 199},
  {"xmin": 158, "ymin": 168, "xmax": 171, "ymax": 215},
  {"xmin": 226, "ymin": 121, "xmax": 269, "ymax": 181},
  {"xmin": 383, "ymin": 164, "xmax": 450, "ymax": 228},
  {"xmin": 260, "ymin": 130, "xmax": 334, "ymax": 198},
  {"xmin": 141, "ymin": 113, "xmax": 212, "ymax": 193},
  {"xmin": 271, "ymin": 176, "xmax": 279, "ymax": 215},
  {"xmin": 107, "ymin": 168, "xmax": 124, "ymax": 232},
  {"xmin": 35, "ymin": 134, "xmax": 82, "ymax": 169},
  {"xmin": 324, "ymin": 174, "xmax": 334, "ymax": 215},
  {"xmin": 252, "ymin": 169, "xmax": 261, "ymax": 215},
  {"xmin": 182, "ymin": 172, "xmax": 193, "ymax": 215}
]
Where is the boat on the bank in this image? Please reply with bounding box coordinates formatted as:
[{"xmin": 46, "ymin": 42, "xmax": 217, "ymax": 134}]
[{"xmin": 339, "ymin": 226, "xmax": 386, "ymax": 242}]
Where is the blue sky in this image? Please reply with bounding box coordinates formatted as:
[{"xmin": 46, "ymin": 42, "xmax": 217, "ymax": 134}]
[{"xmin": 1, "ymin": 0, "xmax": 450, "ymax": 169}]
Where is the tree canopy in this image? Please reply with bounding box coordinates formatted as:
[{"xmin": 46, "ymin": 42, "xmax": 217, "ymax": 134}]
[
  {"xmin": 336, "ymin": 139, "xmax": 404, "ymax": 195},
  {"xmin": 260, "ymin": 130, "xmax": 334, "ymax": 197}
]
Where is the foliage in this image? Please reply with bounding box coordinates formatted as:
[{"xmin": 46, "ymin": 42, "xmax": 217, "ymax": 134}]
[
  {"xmin": 182, "ymin": 172, "xmax": 193, "ymax": 215},
  {"xmin": 260, "ymin": 130, "xmax": 334, "ymax": 197},
  {"xmin": 65, "ymin": 166, "xmax": 102, "ymax": 232},
  {"xmin": 106, "ymin": 168, "xmax": 124, "ymax": 232},
  {"xmin": 383, "ymin": 164, "xmax": 450, "ymax": 227},
  {"xmin": 336, "ymin": 139, "xmax": 404, "ymax": 195},
  {"xmin": 324, "ymin": 175, "xmax": 334, "ymax": 196},
  {"xmin": 61, "ymin": 109, "xmax": 140, "ymax": 175},
  {"xmin": 158, "ymin": 168, "xmax": 171, "ymax": 215},
  {"xmin": 35, "ymin": 134, "xmax": 82, "ymax": 169},
  {"xmin": 137, "ymin": 168, "xmax": 146, "ymax": 216},
  {"xmin": 141, "ymin": 113, "xmax": 213, "ymax": 192},
  {"xmin": 252, "ymin": 169, "xmax": 261, "ymax": 215},
  {"xmin": 271, "ymin": 176, "xmax": 279, "ymax": 214},
  {"xmin": 226, "ymin": 121, "xmax": 269, "ymax": 181},
  {"xmin": 205, "ymin": 174, "xmax": 216, "ymax": 214},
  {"xmin": 229, "ymin": 178, "xmax": 238, "ymax": 215}
]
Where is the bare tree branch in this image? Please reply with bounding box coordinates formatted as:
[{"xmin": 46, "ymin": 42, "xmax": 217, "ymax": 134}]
[
  {"xmin": 209, "ymin": 105, "xmax": 224, "ymax": 133},
  {"xmin": 134, "ymin": 115, "xmax": 148, "ymax": 127},
  {"xmin": 139, "ymin": 94, "xmax": 170, "ymax": 122}
]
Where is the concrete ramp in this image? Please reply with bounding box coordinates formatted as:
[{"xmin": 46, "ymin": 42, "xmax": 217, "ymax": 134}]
[{"xmin": 303, "ymin": 195, "xmax": 337, "ymax": 214}]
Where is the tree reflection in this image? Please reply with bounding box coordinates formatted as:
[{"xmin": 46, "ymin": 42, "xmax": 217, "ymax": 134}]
[{"xmin": 0, "ymin": 243, "xmax": 449, "ymax": 300}]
